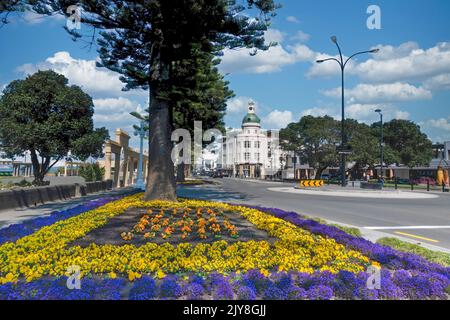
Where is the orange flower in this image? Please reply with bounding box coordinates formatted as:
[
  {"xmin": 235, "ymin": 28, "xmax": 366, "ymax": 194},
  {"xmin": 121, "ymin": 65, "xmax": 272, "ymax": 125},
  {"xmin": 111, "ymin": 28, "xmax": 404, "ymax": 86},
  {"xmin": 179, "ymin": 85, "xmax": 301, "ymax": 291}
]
[{"xmin": 151, "ymin": 224, "xmax": 161, "ymax": 232}]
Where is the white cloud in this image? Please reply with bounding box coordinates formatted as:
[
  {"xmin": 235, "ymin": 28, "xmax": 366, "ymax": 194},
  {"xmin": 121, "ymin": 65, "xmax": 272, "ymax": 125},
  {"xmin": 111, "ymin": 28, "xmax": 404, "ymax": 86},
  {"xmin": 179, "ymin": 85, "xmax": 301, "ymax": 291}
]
[
  {"xmin": 220, "ymin": 28, "xmax": 316, "ymax": 74},
  {"xmin": 226, "ymin": 96, "xmax": 254, "ymax": 114},
  {"xmin": 291, "ymin": 30, "xmax": 310, "ymax": 42},
  {"xmin": 94, "ymin": 97, "xmax": 136, "ymax": 113},
  {"xmin": 16, "ymin": 51, "xmax": 145, "ymax": 96},
  {"xmin": 220, "ymin": 43, "xmax": 315, "ymax": 74},
  {"xmin": 300, "ymin": 104, "xmax": 410, "ymax": 124},
  {"xmin": 355, "ymin": 42, "xmax": 450, "ymax": 83},
  {"xmin": 346, "ymin": 104, "xmax": 410, "ymax": 123},
  {"xmin": 307, "ymin": 42, "xmax": 450, "ymax": 93},
  {"xmin": 323, "ymin": 83, "xmax": 432, "ymax": 104},
  {"xmin": 300, "ymin": 107, "xmax": 336, "ymax": 118},
  {"xmin": 286, "ymin": 16, "xmax": 300, "ymax": 24},
  {"xmin": 420, "ymin": 117, "xmax": 450, "ymax": 142},
  {"xmin": 423, "ymin": 74, "xmax": 450, "ymax": 91},
  {"xmin": 263, "ymin": 110, "xmax": 294, "ymax": 129},
  {"xmin": 20, "ymin": 11, "xmax": 65, "ymax": 25},
  {"xmin": 421, "ymin": 117, "xmax": 450, "ymax": 132},
  {"xmin": 307, "ymin": 53, "xmax": 360, "ymax": 78},
  {"xmin": 94, "ymin": 112, "xmax": 135, "ymax": 124},
  {"xmin": 264, "ymin": 29, "xmax": 286, "ymax": 44},
  {"xmin": 371, "ymin": 42, "xmax": 420, "ymax": 60}
]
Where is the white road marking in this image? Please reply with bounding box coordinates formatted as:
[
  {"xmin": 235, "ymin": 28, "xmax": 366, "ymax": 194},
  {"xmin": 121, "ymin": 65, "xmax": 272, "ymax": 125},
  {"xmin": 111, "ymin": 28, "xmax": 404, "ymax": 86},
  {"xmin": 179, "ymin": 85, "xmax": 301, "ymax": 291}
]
[
  {"xmin": 268, "ymin": 187, "xmax": 439, "ymax": 199},
  {"xmin": 364, "ymin": 226, "xmax": 450, "ymax": 230}
]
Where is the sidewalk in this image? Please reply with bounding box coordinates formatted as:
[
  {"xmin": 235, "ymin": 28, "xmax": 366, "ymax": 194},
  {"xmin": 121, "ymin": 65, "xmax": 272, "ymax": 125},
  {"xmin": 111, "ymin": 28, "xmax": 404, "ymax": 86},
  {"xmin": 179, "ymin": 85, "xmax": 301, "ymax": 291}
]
[{"xmin": 0, "ymin": 187, "xmax": 135, "ymax": 229}]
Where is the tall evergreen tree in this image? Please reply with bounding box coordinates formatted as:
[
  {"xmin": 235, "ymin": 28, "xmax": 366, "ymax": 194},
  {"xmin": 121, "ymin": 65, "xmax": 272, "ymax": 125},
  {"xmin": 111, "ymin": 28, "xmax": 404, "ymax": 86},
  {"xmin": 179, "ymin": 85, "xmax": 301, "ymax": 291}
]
[{"xmin": 23, "ymin": 0, "xmax": 279, "ymax": 200}]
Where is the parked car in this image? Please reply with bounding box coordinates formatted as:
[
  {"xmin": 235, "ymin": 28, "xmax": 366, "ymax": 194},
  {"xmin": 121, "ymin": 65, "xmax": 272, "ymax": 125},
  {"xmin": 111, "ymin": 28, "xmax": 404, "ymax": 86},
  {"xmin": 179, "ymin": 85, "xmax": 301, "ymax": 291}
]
[
  {"xmin": 210, "ymin": 171, "xmax": 224, "ymax": 179},
  {"xmin": 395, "ymin": 178, "xmax": 411, "ymax": 185},
  {"xmin": 411, "ymin": 177, "xmax": 437, "ymax": 186}
]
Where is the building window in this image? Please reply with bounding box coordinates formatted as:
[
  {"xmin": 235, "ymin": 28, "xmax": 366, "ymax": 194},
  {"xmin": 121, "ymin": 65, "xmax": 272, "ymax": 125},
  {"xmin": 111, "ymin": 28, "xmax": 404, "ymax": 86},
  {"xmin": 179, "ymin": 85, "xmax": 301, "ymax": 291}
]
[
  {"xmin": 256, "ymin": 153, "xmax": 260, "ymax": 162},
  {"xmin": 244, "ymin": 141, "xmax": 251, "ymax": 148},
  {"xmin": 255, "ymin": 141, "xmax": 260, "ymax": 148},
  {"xmin": 244, "ymin": 153, "xmax": 250, "ymax": 161}
]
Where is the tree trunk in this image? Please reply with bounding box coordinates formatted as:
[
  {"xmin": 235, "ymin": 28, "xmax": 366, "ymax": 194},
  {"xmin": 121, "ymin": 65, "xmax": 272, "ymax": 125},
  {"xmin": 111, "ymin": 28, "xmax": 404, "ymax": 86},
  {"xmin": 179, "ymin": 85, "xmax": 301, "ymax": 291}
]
[
  {"xmin": 315, "ymin": 167, "xmax": 326, "ymax": 180},
  {"xmin": 177, "ymin": 162, "xmax": 186, "ymax": 182},
  {"xmin": 144, "ymin": 88, "xmax": 177, "ymax": 201},
  {"xmin": 30, "ymin": 149, "xmax": 46, "ymax": 186}
]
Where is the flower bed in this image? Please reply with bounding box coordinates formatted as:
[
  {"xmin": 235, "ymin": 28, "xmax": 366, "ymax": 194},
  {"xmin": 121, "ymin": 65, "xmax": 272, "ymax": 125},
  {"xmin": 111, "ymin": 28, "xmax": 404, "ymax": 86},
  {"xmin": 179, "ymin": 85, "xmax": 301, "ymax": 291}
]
[
  {"xmin": 0, "ymin": 194, "xmax": 449, "ymax": 300},
  {"xmin": 1, "ymin": 269, "xmax": 448, "ymax": 300},
  {"xmin": 251, "ymin": 206, "xmax": 450, "ymax": 279},
  {"xmin": 0, "ymin": 195, "xmax": 125, "ymax": 245},
  {"xmin": 123, "ymin": 207, "xmax": 240, "ymax": 241}
]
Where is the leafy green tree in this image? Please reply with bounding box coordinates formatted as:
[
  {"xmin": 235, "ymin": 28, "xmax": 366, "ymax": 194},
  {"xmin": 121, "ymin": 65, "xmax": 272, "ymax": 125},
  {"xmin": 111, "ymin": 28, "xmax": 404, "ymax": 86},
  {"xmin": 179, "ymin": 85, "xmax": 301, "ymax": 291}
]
[
  {"xmin": 27, "ymin": 0, "xmax": 278, "ymax": 200},
  {"xmin": 280, "ymin": 116, "xmax": 340, "ymax": 179},
  {"xmin": 0, "ymin": 70, "xmax": 109, "ymax": 185},
  {"xmin": 79, "ymin": 163, "xmax": 105, "ymax": 182},
  {"xmin": 381, "ymin": 119, "xmax": 433, "ymax": 168}
]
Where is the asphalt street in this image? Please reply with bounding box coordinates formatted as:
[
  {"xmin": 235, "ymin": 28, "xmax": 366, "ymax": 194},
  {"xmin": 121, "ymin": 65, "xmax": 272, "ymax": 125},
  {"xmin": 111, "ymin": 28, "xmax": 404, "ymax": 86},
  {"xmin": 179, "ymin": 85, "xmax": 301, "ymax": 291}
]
[{"xmin": 178, "ymin": 178, "xmax": 450, "ymax": 250}]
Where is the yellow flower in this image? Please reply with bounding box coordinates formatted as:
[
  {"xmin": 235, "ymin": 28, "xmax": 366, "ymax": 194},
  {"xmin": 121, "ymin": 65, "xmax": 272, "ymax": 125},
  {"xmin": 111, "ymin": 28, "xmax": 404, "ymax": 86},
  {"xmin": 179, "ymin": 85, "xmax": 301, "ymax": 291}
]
[
  {"xmin": 0, "ymin": 193, "xmax": 373, "ymax": 283},
  {"xmin": 156, "ymin": 270, "xmax": 166, "ymax": 279}
]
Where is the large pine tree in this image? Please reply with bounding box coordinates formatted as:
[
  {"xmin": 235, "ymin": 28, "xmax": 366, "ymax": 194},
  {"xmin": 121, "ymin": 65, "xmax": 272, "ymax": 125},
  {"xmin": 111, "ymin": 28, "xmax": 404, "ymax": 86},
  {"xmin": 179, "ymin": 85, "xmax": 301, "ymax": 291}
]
[{"xmin": 6, "ymin": 0, "xmax": 279, "ymax": 200}]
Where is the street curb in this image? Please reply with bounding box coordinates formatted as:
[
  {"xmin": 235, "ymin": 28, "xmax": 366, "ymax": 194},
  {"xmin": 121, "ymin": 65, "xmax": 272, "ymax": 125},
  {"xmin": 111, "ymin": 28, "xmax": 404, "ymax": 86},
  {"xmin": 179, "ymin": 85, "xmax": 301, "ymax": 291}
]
[{"xmin": 311, "ymin": 217, "xmax": 450, "ymax": 254}]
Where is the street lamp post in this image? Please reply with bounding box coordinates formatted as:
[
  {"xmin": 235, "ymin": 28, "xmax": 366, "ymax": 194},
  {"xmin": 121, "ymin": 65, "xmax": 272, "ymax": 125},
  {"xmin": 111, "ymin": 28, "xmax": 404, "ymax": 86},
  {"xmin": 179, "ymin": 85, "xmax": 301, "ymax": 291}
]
[
  {"xmin": 317, "ymin": 36, "xmax": 379, "ymax": 187},
  {"xmin": 134, "ymin": 120, "xmax": 147, "ymax": 190},
  {"xmin": 375, "ymin": 109, "xmax": 384, "ymax": 182}
]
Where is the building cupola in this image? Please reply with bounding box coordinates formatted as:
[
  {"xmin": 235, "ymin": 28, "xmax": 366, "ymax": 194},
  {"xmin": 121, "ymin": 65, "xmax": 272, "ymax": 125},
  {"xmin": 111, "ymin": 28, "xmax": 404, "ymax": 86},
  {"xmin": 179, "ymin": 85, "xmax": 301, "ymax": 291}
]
[{"xmin": 242, "ymin": 101, "xmax": 261, "ymax": 127}]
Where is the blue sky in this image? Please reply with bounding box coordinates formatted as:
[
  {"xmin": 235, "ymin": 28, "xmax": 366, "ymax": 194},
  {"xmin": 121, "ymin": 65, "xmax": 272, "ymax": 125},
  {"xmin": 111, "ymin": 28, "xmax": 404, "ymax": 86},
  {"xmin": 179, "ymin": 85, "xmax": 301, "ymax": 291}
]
[{"xmin": 1, "ymin": 0, "xmax": 450, "ymax": 151}]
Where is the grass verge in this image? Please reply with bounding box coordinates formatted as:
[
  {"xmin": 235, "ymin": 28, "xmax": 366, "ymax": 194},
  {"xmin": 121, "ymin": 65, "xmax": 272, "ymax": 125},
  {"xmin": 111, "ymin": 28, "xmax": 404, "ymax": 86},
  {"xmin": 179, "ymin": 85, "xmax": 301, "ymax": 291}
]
[{"xmin": 377, "ymin": 237, "xmax": 450, "ymax": 267}]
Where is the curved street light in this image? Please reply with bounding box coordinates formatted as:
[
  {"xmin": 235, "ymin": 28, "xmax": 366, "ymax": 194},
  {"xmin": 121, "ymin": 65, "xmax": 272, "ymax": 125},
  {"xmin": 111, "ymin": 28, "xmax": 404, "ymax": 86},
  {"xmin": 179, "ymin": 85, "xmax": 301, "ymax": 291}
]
[{"xmin": 316, "ymin": 36, "xmax": 379, "ymax": 187}]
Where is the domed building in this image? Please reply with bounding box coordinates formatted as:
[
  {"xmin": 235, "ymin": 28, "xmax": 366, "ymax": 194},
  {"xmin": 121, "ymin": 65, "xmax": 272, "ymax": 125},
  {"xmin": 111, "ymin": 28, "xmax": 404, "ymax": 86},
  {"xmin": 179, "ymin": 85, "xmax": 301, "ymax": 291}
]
[{"xmin": 220, "ymin": 101, "xmax": 285, "ymax": 179}]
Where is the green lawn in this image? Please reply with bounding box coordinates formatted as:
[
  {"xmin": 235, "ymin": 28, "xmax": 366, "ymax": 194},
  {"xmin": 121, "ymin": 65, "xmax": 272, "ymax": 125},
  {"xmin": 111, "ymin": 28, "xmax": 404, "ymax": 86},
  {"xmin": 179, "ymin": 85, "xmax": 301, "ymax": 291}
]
[{"xmin": 377, "ymin": 237, "xmax": 450, "ymax": 267}]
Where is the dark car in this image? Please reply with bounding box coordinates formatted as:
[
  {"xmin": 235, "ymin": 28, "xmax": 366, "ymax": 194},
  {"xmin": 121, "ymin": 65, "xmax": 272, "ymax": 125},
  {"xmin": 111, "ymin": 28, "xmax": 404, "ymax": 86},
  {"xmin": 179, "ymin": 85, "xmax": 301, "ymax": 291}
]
[{"xmin": 211, "ymin": 171, "xmax": 224, "ymax": 178}]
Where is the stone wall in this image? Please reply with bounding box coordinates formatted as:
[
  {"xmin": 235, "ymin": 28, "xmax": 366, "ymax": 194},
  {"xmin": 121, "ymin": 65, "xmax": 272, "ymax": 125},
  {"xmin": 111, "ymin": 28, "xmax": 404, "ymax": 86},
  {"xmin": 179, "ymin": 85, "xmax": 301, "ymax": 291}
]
[{"xmin": 0, "ymin": 180, "xmax": 113, "ymax": 211}]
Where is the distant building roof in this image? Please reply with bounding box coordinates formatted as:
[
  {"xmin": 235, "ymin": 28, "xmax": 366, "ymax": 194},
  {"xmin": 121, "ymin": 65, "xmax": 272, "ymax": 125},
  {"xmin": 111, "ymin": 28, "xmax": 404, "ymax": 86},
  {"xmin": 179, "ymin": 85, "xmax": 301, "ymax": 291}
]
[{"xmin": 242, "ymin": 100, "xmax": 261, "ymax": 125}]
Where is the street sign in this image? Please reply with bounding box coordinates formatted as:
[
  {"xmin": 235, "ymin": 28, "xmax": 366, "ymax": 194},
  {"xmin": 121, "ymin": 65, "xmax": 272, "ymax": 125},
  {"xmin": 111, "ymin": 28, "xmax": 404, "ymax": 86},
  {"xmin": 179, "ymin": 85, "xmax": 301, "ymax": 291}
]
[
  {"xmin": 337, "ymin": 145, "xmax": 353, "ymax": 155},
  {"xmin": 300, "ymin": 180, "xmax": 324, "ymax": 188}
]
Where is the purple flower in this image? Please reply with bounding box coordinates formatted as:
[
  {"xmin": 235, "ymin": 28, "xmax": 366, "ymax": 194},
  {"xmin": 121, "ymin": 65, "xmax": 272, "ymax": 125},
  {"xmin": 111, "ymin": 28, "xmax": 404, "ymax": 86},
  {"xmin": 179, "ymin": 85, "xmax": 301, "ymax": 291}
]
[
  {"xmin": 263, "ymin": 284, "xmax": 288, "ymax": 300},
  {"xmin": 213, "ymin": 280, "xmax": 234, "ymax": 300},
  {"xmin": 307, "ymin": 285, "xmax": 333, "ymax": 300},
  {"xmin": 236, "ymin": 286, "xmax": 257, "ymax": 300},
  {"xmin": 185, "ymin": 283, "xmax": 204, "ymax": 300},
  {"xmin": 159, "ymin": 276, "xmax": 183, "ymax": 299},
  {"xmin": 0, "ymin": 194, "xmax": 132, "ymax": 245},
  {"xmin": 241, "ymin": 269, "xmax": 271, "ymax": 294},
  {"xmin": 287, "ymin": 286, "xmax": 308, "ymax": 300},
  {"xmin": 129, "ymin": 276, "xmax": 157, "ymax": 300}
]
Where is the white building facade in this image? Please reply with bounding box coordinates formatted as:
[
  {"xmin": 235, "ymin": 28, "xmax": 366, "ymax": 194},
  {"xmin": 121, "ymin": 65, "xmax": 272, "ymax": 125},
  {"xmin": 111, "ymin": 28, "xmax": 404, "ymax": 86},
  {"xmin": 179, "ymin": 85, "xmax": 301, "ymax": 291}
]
[{"xmin": 220, "ymin": 101, "xmax": 286, "ymax": 179}]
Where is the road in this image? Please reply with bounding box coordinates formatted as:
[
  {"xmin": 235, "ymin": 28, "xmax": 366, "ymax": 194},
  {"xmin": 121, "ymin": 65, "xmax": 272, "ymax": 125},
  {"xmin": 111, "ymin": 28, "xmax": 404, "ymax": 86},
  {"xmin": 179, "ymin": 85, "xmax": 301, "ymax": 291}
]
[{"xmin": 178, "ymin": 178, "xmax": 450, "ymax": 250}]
